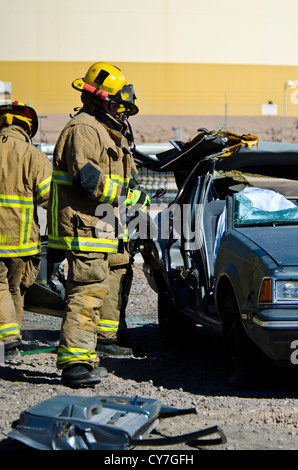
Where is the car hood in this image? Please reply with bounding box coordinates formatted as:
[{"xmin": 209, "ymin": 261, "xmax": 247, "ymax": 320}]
[{"xmin": 235, "ymin": 226, "xmax": 298, "ymax": 266}]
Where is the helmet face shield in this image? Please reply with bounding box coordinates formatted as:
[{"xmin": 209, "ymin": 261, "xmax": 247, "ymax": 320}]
[
  {"xmin": 115, "ymin": 85, "xmax": 136, "ymax": 103},
  {"xmin": 113, "ymin": 84, "xmax": 139, "ymax": 116}
]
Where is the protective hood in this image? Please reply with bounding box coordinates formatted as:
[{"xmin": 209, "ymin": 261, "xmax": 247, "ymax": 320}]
[{"xmin": 0, "ymin": 112, "xmax": 33, "ymax": 136}]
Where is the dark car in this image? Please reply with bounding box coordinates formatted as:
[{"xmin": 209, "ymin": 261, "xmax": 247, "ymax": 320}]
[{"xmin": 133, "ymin": 127, "xmax": 298, "ymax": 386}]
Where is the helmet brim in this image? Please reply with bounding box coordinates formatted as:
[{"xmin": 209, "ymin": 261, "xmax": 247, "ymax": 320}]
[{"xmin": 72, "ymin": 78, "xmax": 85, "ymax": 92}]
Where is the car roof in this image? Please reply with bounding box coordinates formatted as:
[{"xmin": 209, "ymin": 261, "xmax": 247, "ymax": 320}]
[
  {"xmin": 216, "ymin": 140, "xmax": 298, "ymax": 179},
  {"xmin": 135, "ymin": 130, "xmax": 298, "ymax": 180}
]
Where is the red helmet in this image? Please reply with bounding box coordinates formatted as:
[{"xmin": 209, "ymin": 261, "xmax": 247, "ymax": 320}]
[{"xmin": 0, "ymin": 101, "xmax": 38, "ymax": 138}]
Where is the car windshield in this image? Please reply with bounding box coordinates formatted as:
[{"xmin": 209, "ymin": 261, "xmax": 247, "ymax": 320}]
[{"xmin": 233, "ymin": 187, "xmax": 298, "ymax": 227}]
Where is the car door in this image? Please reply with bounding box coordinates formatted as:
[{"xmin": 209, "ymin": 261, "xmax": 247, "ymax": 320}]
[{"xmin": 164, "ymin": 171, "xmax": 213, "ymax": 318}]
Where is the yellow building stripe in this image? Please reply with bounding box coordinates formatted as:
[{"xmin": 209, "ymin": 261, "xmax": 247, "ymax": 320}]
[{"xmin": 3, "ymin": 60, "xmax": 298, "ymax": 117}]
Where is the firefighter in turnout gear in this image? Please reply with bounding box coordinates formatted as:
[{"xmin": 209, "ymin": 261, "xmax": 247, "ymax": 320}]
[
  {"xmin": 97, "ymin": 251, "xmax": 134, "ymax": 357},
  {"xmin": 47, "ymin": 62, "xmax": 150, "ymax": 387},
  {"xmin": 0, "ymin": 101, "xmax": 52, "ymax": 363}
]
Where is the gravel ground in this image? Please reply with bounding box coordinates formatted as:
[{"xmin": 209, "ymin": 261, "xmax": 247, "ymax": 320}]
[{"xmin": 1, "ymin": 263, "xmax": 298, "ymax": 452}]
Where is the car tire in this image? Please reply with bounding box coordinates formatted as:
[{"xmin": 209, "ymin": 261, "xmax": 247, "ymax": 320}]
[
  {"xmin": 222, "ymin": 292, "xmax": 269, "ymax": 388},
  {"xmin": 158, "ymin": 289, "xmax": 196, "ymax": 347}
]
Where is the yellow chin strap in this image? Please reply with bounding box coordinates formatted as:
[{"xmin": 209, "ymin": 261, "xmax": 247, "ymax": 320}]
[{"xmin": 0, "ymin": 112, "xmax": 32, "ymax": 134}]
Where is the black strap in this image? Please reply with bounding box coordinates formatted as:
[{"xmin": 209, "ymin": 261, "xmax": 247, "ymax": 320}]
[
  {"xmin": 159, "ymin": 406, "xmax": 197, "ymax": 418},
  {"xmin": 130, "ymin": 425, "xmax": 227, "ymax": 448}
]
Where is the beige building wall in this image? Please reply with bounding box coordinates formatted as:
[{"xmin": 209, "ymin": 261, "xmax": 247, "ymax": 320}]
[{"xmin": 1, "ymin": 0, "xmax": 298, "ymax": 116}]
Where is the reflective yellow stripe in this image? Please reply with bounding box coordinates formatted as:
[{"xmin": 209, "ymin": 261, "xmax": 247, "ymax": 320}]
[
  {"xmin": 48, "ymin": 234, "xmax": 118, "ymax": 253},
  {"xmin": 0, "ymin": 242, "xmax": 41, "ymax": 257},
  {"xmin": 110, "ymin": 174, "xmax": 130, "ymax": 186},
  {"xmin": 0, "ymin": 194, "xmax": 33, "ymax": 206},
  {"xmin": 98, "ymin": 177, "xmax": 119, "ymax": 205},
  {"xmin": 97, "ymin": 319, "xmax": 119, "ymax": 332},
  {"xmin": 0, "ymin": 322, "xmax": 20, "ymax": 339},
  {"xmin": 52, "ymin": 170, "xmax": 126, "ymax": 204},
  {"xmin": 57, "ymin": 347, "xmax": 97, "ymax": 363},
  {"xmin": 122, "ymin": 226, "xmax": 129, "ymax": 242},
  {"xmin": 110, "ymin": 183, "xmax": 118, "ymax": 204},
  {"xmin": 51, "ymin": 182, "xmax": 59, "ymax": 237},
  {"xmin": 52, "ymin": 170, "xmax": 72, "ymax": 185},
  {"xmin": 50, "ymin": 169, "xmax": 127, "ymax": 247},
  {"xmin": 35, "ymin": 176, "xmax": 51, "ymax": 199},
  {"xmin": 0, "ymin": 193, "xmax": 38, "ymax": 255},
  {"xmin": 20, "ymin": 206, "xmax": 33, "ymax": 245}
]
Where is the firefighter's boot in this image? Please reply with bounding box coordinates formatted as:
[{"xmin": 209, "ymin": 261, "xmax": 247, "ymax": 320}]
[
  {"xmin": 96, "ymin": 340, "xmax": 133, "ymax": 358},
  {"xmin": 4, "ymin": 342, "xmax": 22, "ymax": 364},
  {"xmin": 61, "ymin": 364, "xmax": 108, "ymax": 388}
]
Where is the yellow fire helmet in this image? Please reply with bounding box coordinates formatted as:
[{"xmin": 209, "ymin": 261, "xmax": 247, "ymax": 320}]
[
  {"xmin": 72, "ymin": 62, "xmax": 139, "ymax": 116},
  {"xmin": 0, "ymin": 101, "xmax": 38, "ymax": 138}
]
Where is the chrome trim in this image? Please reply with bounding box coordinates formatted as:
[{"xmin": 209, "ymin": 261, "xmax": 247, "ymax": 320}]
[
  {"xmin": 252, "ymin": 316, "xmax": 298, "ymax": 328},
  {"xmin": 274, "ymin": 279, "xmax": 298, "ymax": 303}
]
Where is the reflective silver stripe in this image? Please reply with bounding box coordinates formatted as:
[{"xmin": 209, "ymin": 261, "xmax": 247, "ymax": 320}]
[
  {"xmin": 0, "ymin": 322, "xmax": 20, "ymax": 339},
  {"xmin": 48, "ymin": 235, "xmax": 118, "ymax": 253},
  {"xmin": 23, "ymin": 207, "xmax": 31, "ymax": 244},
  {"xmin": 99, "ymin": 178, "xmax": 118, "ymax": 204},
  {"xmin": 52, "ymin": 170, "xmax": 71, "ymax": 185},
  {"xmin": 57, "ymin": 347, "xmax": 97, "ymax": 362},
  {"xmin": 53, "ymin": 170, "xmax": 122, "ymax": 204},
  {"xmin": 0, "ymin": 243, "xmax": 41, "ymax": 257},
  {"xmin": 0, "ymin": 193, "xmax": 37, "ymax": 255},
  {"xmin": 97, "ymin": 319, "xmax": 119, "ymax": 332},
  {"xmin": 35, "ymin": 176, "xmax": 51, "ymax": 199},
  {"xmin": 0, "ymin": 195, "xmax": 33, "ymax": 206}
]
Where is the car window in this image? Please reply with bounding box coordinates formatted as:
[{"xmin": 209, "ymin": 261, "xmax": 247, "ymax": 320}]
[{"xmin": 234, "ymin": 188, "xmax": 298, "ymax": 226}]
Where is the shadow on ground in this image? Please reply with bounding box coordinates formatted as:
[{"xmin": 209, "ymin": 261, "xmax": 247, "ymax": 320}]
[
  {"xmin": 13, "ymin": 322, "xmax": 298, "ymax": 400},
  {"xmin": 102, "ymin": 324, "xmax": 298, "ymax": 399}
]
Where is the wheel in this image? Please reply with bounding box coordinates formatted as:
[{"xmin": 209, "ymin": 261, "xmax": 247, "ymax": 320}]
[
  {"xmin": 158, "ymin": 288, "xmax": 196, "ymax": 347},
  {"xmin": 222, "ymin": 292, "xmax": 269, "ymax": 387}
]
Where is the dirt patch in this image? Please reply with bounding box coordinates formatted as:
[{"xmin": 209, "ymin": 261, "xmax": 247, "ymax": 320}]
[
  {"xmin": 1, "ymin": 264, "xmax": 298, "ymax": 451},
  {"xmin": 37, "ymin": 114, "xmax": 298, "ymax": 145}
]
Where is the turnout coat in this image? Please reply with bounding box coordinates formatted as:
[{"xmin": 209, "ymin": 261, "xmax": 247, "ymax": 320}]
[
  {"xmin": 0, "ymin": 125, "xmax": 51, "ymax": 257},
  {"xmin": 48, "ymin": 107, "xmax": 138, "ymax": 255}
]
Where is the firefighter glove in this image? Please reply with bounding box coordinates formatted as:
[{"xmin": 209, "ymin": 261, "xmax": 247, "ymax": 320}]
[{"xmin": 124, "ymin": 188, "xmax": 151, "ymax": 210}]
